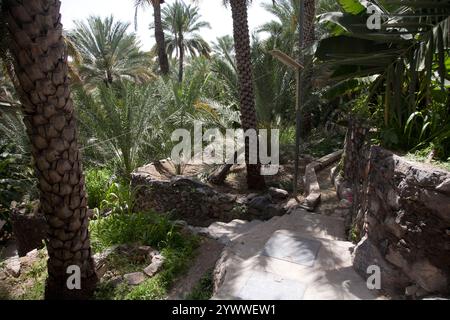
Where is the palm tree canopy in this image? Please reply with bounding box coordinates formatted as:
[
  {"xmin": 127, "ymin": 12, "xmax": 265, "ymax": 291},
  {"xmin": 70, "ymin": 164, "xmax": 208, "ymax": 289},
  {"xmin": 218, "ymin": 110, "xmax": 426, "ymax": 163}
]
[
  {"xmin": 221, "ymin": 0, "xmax": 276, "ymax": 7},
  {"xmin": 69, "ymin": 15, "xmax": 154, "ymax": 88},
  {"xmin": 133, "ymin": 0, "xmax": 165, "ymax": 30},
  {"xmin": 157, "ymin": 1, "xmax": 211, "ymax": 59}
]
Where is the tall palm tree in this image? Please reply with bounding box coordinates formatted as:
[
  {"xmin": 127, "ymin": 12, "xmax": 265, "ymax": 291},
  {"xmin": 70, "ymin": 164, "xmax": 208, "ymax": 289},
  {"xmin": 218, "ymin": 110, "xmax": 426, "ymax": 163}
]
[
  {"xmin": 1, "ymin": 0, "xmax": 98, "ymax": 299},
  {"xmin": 258, "ymin": 0, "xmax": 299, "ymax": 57},
  {"xmin": 134, "ymin": 0, "xmax": 170, "ymax": 75},
  {"xmin": 224, "ymin": 0, "xmax": 268, "ymax": 190},
  {"xmin": 160, "ymin": 0, "xmax": 211, "ymax": 82},
  {"xmin": 69, "ymin": 16, "xmax": 154, "ymax": 89}
]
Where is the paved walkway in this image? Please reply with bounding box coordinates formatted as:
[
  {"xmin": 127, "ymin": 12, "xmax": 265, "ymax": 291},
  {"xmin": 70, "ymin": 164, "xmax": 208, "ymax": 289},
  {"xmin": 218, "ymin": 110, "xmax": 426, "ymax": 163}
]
[{"xmin": 208, "ymin": 210, "xmax": 380, "ymax": 300}]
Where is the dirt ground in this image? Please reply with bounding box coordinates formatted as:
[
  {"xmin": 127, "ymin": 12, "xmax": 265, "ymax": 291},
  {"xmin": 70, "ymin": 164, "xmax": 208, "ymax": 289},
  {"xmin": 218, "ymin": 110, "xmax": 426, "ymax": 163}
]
[
  {"xmin": 167, "ymin": 237, "xmax": 224, "ymax": 299},
  {"xmin": 134, "ymin": 157, "xmax": 313, "ymax": 196}
]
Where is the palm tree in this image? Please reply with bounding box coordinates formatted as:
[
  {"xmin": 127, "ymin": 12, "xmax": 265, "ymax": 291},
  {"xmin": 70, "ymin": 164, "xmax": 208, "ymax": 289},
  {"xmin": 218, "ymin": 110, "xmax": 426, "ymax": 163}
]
[
  {"xmin": 134, "ymin": 0, "xmax": 170, "ymax": 75},
  {"xmin": 211, "ymin": 36, "xmax": 239, "ymax": 107},
  {"xmin": 69, "ymin": 16, "xmax": 154, "ymax": 89},
  {"xmin": 223, "ymin": 0, "xmax": 268, "ymax": 190},
  {"xmin": 212, "ymin": 35, "xmax": 235, "ymax": 65},
  {"xmin": 1, "ymin": 0, "xmax": 98, "ymax": 299},
  {"xmin": 74, "ymin": 82, "xmax": 167, "ymax": 179},
  {"xmin": 258, "ymin": 0, "xmax": 299, "ymax": 57},
  {"xmin": 160, "ymin": 0, "xmax": 211, "ymax": 82},
  {"xmin": 298, "ymin": 0, "xmax": 315, "ymax": 137}
]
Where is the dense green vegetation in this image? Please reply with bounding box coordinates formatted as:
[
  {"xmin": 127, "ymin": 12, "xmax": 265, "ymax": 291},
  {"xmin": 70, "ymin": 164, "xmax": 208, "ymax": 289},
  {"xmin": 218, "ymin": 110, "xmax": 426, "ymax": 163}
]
[{"xmin": 91, "ymin": 210, "xmax": 199, "ymax": 300}]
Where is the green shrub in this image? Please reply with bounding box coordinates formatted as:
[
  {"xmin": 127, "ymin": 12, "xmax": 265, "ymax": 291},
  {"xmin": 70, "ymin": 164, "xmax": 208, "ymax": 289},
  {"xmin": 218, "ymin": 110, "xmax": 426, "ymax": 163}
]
[
  {"xmin": 100, "ymin": 181, "xmax": 135, "ymax": 215},
  {"xmin": 89, "ymin": 211, "xmax": 188, "ymax": 253},
  {"xmin": 91, "ymin": 212, "xmax": 199, "ymax": 300},
  {"xmin": 85, "ymin": 168, "xmax": 113, "ymax": 209}
]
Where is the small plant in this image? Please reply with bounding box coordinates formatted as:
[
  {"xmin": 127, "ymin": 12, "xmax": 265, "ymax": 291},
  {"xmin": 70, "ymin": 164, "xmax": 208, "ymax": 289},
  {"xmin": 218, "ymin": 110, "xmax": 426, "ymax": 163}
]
[
  {"xmin": 186, "ymin": 270, "xmax": 214, "ymax": 300},
  {"xmin": 231, "ymin": 204, "xmax": 247, "ymax": 217},
  {"xmin": 100, "ymin": 182, "xmax": 135, "ymax": 216},
  {"xmin": 349, "ymin": 224, "xmax": 359, "ymax": 243}
]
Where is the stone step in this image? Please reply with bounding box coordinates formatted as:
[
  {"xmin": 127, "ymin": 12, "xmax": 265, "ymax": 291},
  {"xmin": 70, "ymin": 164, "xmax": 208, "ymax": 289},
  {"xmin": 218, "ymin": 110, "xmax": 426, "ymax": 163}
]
[
  {"xmin": 222, "ymin": 210, "xmax": 346, "ymax": 260},
  {"xmin": 213, "ymin": 234, "xmax": 377, "ymax": 300},
  {"xmin": 268, "ymin": 209, "xmax": 347, "ymax": 241},
  {"xmin": 212, "ymin": 210, "xmax": 378, "ymax": 300},
  {"xmin": 204, "ymin": 219, "xmax": 264, "ymax": 245}
]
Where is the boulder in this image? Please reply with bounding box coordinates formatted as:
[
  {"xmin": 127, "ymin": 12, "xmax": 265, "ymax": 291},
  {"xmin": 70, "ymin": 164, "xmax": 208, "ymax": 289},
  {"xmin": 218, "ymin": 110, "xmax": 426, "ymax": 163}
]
[
  {"xmin": 19, "ymin": 249, "xmax": 40, "ymax": 267},
  {"xmin": 352, "ymin": 236, "xmax": 409, "ymax": 294},
  {"xmin": 268, "ymin": 187, "xmax": 289, "ymax": 200},
  {"xmin": 143, "ymin": 254, "xmax": 165, "ymax": 277},
  {"xmin": 408, "ymin": 259, "xmax": 448, "ymax": 293},
  {"xmin": 93, "ymin": 246, "xmax": 118, "ymax": 278},
  {"xmin": 5, "ymin": 256, "xmax": 21, "ymax": 278}
]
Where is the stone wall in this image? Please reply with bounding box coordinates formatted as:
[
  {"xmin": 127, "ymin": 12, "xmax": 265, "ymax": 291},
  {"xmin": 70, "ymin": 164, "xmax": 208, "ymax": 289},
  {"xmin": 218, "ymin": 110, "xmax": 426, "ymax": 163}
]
[
  {"xmin": 339, "ymin": 121, "xmax": 450, "ymax": 296},
  {"xmin": 131, "ymin": 173, "xmax": 286, "ymax": 227},
  {"xmin": 10, "ymin": 201, "xmax": 47, "ymax": 256}
]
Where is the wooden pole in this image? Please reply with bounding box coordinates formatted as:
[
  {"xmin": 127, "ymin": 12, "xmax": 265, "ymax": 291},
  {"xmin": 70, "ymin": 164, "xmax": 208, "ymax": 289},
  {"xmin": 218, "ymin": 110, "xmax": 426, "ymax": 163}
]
[{"xmin": 294, "ymin": 0, "xmax": 306, "ymax": 196}]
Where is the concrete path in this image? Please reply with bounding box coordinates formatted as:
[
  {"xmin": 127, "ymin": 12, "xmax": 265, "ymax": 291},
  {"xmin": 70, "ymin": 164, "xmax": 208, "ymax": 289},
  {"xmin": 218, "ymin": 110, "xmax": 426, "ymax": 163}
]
[{"xmin": 209, "ymin": 210, "xmax": 380, "ymax": 300}]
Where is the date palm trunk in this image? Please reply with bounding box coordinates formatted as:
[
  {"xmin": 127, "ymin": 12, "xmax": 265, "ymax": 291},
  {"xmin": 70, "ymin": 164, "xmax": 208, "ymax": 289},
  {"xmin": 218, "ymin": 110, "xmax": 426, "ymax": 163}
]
[
  {"xmin": 152, "ymin": 0, "xmax": 169, "ymax": 75},
  {"xmin": 3, "ymin": 0, "xmax": 98, "ymax": 299},
  {"xmin": 299, "ymin": 0, "xmax": 315, "ymax": 138},
  {"xmin": 229, "ymin": 0, "xmax": 265, "ymax": 190},
  {"xmin": 178, "ymin": 33, "xmax": 184, "ymax": 83}
]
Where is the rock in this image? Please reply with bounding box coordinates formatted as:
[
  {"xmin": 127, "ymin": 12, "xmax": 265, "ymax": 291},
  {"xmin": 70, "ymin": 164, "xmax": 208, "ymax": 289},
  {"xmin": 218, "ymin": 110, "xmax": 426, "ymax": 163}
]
[
  {"xmin": 408, "ymin": 260, "xmax": 448, "ymax": 293},
  {"xmin": 26, "ymin": 248, "xmax": 39, "ymax": 259},
  {"xmin": 93, "ymin": 246, "xmax": 118, "ymax": 278},
  {"xmin": 352, "ymin": 236, "xmax": 409, "ymax": 293},
  {"xmin": 283, "ymin": 198, "xmax": 299, "ymax": 213},
  {"xmin": 19, "ymin": 249, "xmax": 40, "ymax": 267},
  {"xmin": 217, "ymin": 235, "xmax": 232, "ymax": 246},
  {"xmin": 405, "ymin": 285, "xmax": 418, "ymax": 296},
  {"xmin": 137, "ymin": 245, "xmax": 154, "ymax": 255},
  {"xmin": 385, "ymin": 247, "xmax": 409, "ymax": 270},
  {"xmin": 235, "ymin": 196, "xmax": 247, "ymax": 205},
  {"xmin": 247, "ymin": 195, "xmax": 271, "ymax": 210},
  {"xmin": 0, "ymin": 219, "xmax": 5, "ymax": 231},
  {"xmin": 436, "ymin": 178, "xmax": 450, "ymax": 195},
  {"xmin": 246, "ymin": 193, "xmax": 259, "ymax": 201},
  {"xmin": 304, "ymin": 192, "xmax": 321, "ymax": 209},
  {"xmin": 124, "ymin": 272, "xmax": 146, "ymax": 286},
  {"xmin": 143, "ymin": 255, "xmax": 165, "ymax": 277},
  {"xmin": 415, "ymin": 287, "xmax": 429, "ymax": 298},
  {"xmin": 384, "ymin": 216, "xmax": 406, "ymax": 239},
  {"xmin": 6, "ymin": 257, "xmax": 21, "ymax": 277},
  {"xmin": 109, "ymin": 276, "xmax": 124, "ymax": 288},
  {"xmin": 174, "ymin": 220, "xmax": 188, "ymax": 228},
  {"xmin": 268, "ymin": 187, "xmax": 289, "ymax": 200},
  {"xmin": 419, "ymin": 190, "xmax": 450, "ymax": 223}
]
